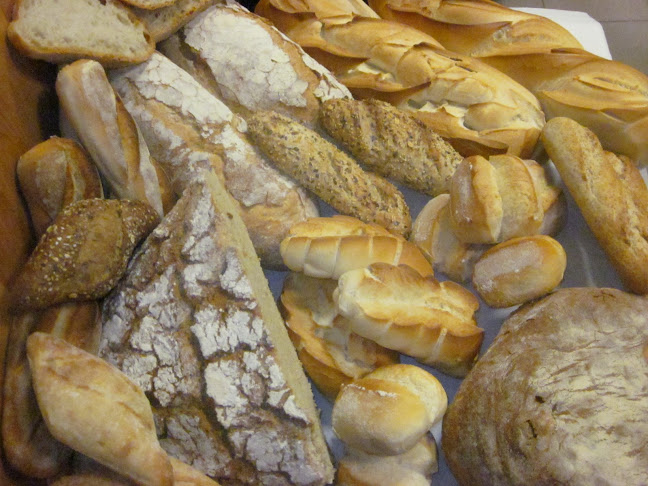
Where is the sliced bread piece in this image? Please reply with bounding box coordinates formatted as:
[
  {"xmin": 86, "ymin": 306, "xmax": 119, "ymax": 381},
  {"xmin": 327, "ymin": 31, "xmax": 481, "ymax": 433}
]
[
  {"xmin": 133, "ymin": 0, "xmax": 223, "ymax": 42},
  {"xmin": 8, "ymin": 0, "xmax": 155, "ymax": 67},
  {"xmin": 100, "ymin": 170, "xmax": 334, "ymax": 485}
]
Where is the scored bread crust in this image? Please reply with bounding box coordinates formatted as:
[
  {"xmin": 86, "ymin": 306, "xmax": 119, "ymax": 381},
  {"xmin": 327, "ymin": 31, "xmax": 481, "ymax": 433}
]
[
  {"xmin": 100, "ymin": 173, "xmax": 334, "ymax": 485},
  {"xmin": 442, "ymin": 288, "xmax": 648, "ymax": 486},
  {"xmin": 8, "ymin": 0, "xmax": 155, "ymax": 67},
  {"xmin": 334, "ymin": 263, "xmax": 483, "ymax": 376}
]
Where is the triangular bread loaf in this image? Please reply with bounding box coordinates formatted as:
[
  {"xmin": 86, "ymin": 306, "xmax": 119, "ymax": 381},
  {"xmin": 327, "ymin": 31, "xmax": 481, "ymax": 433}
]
[{"xmin": 100, "ymin": 171, "xmax": 334, "ymax": 485}]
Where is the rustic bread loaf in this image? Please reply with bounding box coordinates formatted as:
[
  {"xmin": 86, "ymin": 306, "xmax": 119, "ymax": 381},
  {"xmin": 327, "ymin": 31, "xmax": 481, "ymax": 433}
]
[
  {"xmin": 334, "ymin": 263, "xmax": 482, "ymax": 376},
  {"xmin": 280, "ymin": 215, "xmax": 433, "ymax": 279},
  {"xmin": 159, "ymin": 2, "xmax": 351, "ymax": 129},
  {"xmin": 27, "ymin": 332, "xmax": 174, "ymax": 486},
  {"xmin": 16, "ymin": 137, "xmax": 103, "ymax": 238},
  {"xmin": 100, "ymin": 172, "xmax": 334, "ymax": 485},
  {"xmin": 246, "ymin": 110, "xmax": 411, "ymax": 236},
  {"xmin": 57, "ymin": 60, "xmax": 175, "ymax": 218},
  {"xmin": 109, "ymin": 51, "xmax": 318, "ymax": 268},
  {"xmin": 11, "ymin": 199, "xmax": 159, "ymax": 312},
  {"xmin": 279, "ymin": 272, "xmax": 398, "ymax": 399},
  {"xmin": 254, "ymin": 0, "xmax": 545, "ymax": 158},
  {"xmin": 319, "ymin": 98, "xmax": 463, "ymax": 196},
  {"xmin": 133, "ymin": 0, "xmax": 223, "ymax": 42},
  {"xmin": 442, "ymin": 287, "xmax": 648, "ymax": 485},
  {"xmin": 542, "ymin": 117, "xmax": 648, "ymax": 294},
  {"xmin": 7, "ymin": 0, "xmax": 155, "ymax": 67}
]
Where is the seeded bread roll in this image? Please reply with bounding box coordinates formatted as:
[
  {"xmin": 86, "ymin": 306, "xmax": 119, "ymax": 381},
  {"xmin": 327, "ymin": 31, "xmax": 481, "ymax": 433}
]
[
  {"xmin": 442, "ymin": 288, "xmax": 648, "ymax": 485},
  {"xmin": 319, "ymin": 98, "xmax": 463, "ymax": 196},
  {"xmin": 100, "ymin": 172, "xmax": 334, "ymax": 485},
  {"xmin": 159, "ymin": 2, "xmax": 352, "ymax": 129}
]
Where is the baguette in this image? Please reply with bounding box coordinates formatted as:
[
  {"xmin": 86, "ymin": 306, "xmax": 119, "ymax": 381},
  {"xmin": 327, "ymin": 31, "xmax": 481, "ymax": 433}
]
[
  {"xmin": 367, "ymin": 0, "xmax": 648, "ymax": 166},
  {"xmin": 56, "ymin": 60, "xmax": 175, "ymax": 217},
  {"xmin": 334, "ymin": 262, "xmax": 482, "ymax": 376},
  {"xmin": 159, "ymin": 2, "xmax": 352, "ymax": 129},
  {"xmin": 319, "ymin": 98, "xmax": 463, "ymax": 196},
  {"xmin": 254, "ymin": 0, "xmax": 545, "ymax": 158},
  {"xmin": 246, "ymin": 110, "xmax": 411, "ymax": 236},
  {"xmin": 280, "ymin": 215, "xmax": 433, "ymax": 279},
  {"xmin": 541, "ymin": 117, "xmax": 648, "ymax": 294},
  {"xmin": 109, "ymin": 52, "xmax": 318, "ymax": 268},
  {"xmin": 100, "ymin": 172, "xmax": 334, "ymax": 485}
]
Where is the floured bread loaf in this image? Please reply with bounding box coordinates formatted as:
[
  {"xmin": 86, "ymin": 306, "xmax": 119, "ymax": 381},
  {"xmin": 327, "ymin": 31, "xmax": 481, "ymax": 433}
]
[
  {"xmin": 100, "ymin": 172, "xmax": 334, "ymax": 485},
  {"xmin": 443, "ymin": 288, "xmax": 648, "ymax": 485}
]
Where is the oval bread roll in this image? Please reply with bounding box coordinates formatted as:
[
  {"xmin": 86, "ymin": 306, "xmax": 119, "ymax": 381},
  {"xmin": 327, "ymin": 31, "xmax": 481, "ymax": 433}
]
[
  {"xmin": 472, "ymin": 235, "xmax": 567, "ymax": 308},
  {"xmin": 280, "ymin": 215, "xmax": 433, "ymax": 279}
]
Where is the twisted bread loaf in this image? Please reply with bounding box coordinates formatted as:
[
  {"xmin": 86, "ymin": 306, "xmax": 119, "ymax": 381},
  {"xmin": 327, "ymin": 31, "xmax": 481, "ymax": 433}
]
[
  {"xmin": 367, "ymin": 0, "xmax": 648, "ymax": 165},
  {"xmin": 255, "ymin": 0, "xmax": 545, "ymax": 158}
]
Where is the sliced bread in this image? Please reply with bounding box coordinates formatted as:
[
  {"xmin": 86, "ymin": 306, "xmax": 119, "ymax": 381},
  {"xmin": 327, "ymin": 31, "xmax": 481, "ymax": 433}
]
[{"xmin": 8, "ymin": 0, "xmax": 154, "ymax": 67}]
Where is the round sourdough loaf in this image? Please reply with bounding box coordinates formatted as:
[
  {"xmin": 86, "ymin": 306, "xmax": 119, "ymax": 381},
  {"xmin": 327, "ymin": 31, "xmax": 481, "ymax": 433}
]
[{"xmin": 442, "ymin": 287, "xmax": 648, "ymax": 486}]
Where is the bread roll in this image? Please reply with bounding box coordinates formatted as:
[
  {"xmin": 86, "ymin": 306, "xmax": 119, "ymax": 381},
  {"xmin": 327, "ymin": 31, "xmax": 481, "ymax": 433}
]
[
  {"xmin": 319, "ymin": 98, "xmax": 463, "ymax": 196},
  {"xmin": 280, "ymin": 215, "xmax": 433, "ymax": 279},
  {"xmin": 472, "ymin": 235, "xmax": 567, "ymax": 308},
  {"xmin": 109, "ymin": 51, "xmax": 318, "ymax": 268},
  {"xmin": 11, "ymin": 199, "xmax": 159, "ymax": 311},
  {"xmin": 254, "ymin": 0, "xmax": 545, "ymax": 158},
  {"xmin": 442, "ymin": 288, "xmax": 648, "ymax": 485},
  {"xmin": 542, "ymin": 117, "xmax": 648, "ymax": 294},
  {"xmin": 334, "ymin": 262, "xmax": 482, "ymax": 376},
  {"xmin": 100, "ymin": 172, "xmax": 334, "ymax": 485},
  {"xmin": 56, "ymin": 60, "xmax": 175, "ymax": 217},
  {"xmin": 246, "ymin": 110, "xmax": 411, "ymax": 236},
  {"xmin": 159, "ymin": 2, "xmax": 351, "ymax": 129},
  {"xmin": 279, "ymin": 272, "xmax": 399, "ymax": 399},
  {"xmin": 16, "ymin": 137, "xmax": 103, "ymax": 238}
]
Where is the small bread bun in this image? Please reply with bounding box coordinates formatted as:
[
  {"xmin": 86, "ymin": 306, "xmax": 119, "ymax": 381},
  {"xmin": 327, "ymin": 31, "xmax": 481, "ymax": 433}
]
[{"xmin": 332, "ymin": 364, "xmax": 446, "ymax": 456}]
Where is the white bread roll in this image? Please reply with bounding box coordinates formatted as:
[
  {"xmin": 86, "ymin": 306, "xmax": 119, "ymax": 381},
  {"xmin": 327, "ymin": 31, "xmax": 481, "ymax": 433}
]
[
  {"xmin": 254, "ymin": 0, "xmax": 545, "ymax": 158},
  {"xmin": 334, "ymin": 263, "xmax": 482, "ymax": 376}
]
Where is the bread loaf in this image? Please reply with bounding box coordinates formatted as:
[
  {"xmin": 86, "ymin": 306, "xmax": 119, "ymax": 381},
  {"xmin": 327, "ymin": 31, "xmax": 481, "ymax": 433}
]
[
  {"xmin": 133, "ymin": 0, "xmax": 223, "ymax": 42},
  {"xmin": 280, "ymin": 215, "xmax": 433, "ymax": 279},
  {"xmin": 159, "ymin": 2, "xmax": 351, "ymax": 129},
  {"xmin": 246, "ymin": 110, "xmax": 411, "ymax": 236},
  {"xmin": 319, "ymin": 98, "xmax": 463, "ymax": 196},
  {"xmin": 11, "ymin": 199, "xmax": 159, "ymax": 311},
  {"xmin": 16, "ymin": 137, "xmax": 103, "ymax": 238},
  {"xmin": 334, "ymin": 262, "xmax": 482, "ymax": 376},
  {"xmin": 279, "ymin": 272, "xmax": 399, "ymax": 399},
  {"xmin": 7, "ymin": 0, "xmax": 155, "ymax": 67},
  {"xmin": 27, "ymin": 332, "xmax": 174, "ymax": 486},
  {"xmin": 542, "ymin": 117, "xmax": 648, "ymax": 294},
  {"xmin": 368, "ymin": 0, "xmax": 648, "ymax": 165},
  {"xmin": 100, "ymin": 172, "xmax": 334, "ymax": 485},
  {"xmin": 57, "ymin": 60, "xmax": 175, "ymax": 217},
  {"xmin": 442, "ymin": 288, "xmax": 648, "ymax": 485},
  {"xmin": 254, "ymin": 0, "xmax": 545, "ymax": 158},
  {"xmin": 109, "ymin": 51, "xmax": 318, "ymax": 268},
  {"xmin": 2, "ymin": 302, "xmax": 100, "ymax": 478}
]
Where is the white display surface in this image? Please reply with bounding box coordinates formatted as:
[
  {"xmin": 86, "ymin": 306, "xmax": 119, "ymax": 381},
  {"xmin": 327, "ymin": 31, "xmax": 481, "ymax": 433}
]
[{"xmin": 263, "ymin": 10, "xmax": 623, "ymax": 485}]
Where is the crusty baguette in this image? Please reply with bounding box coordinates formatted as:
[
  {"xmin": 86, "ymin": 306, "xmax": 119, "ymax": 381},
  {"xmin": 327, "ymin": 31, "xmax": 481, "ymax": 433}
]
[
  {"xmin": 100, "ymin": 172, "xmax": 334, "ymax": 485},
  {"xmin": 16, "ymin": 137, "xmax": 103, "ymax": 238},
  {"xmin": 254, "ymin": 0, "xmax": 545, "ymax": 158},
  {"xmin": 334, "ymin": 262, "xmax": 482, "ymax": 376},
  {"xmin": 369, "ymin": 0, "xmax": 582, "ymax": 57},
  {"xmin": 7, "ymin": 0, "xmax": 155, "ymax": 67},
  {"xmin": 247, "ymin": 110, "xmax": 411, "ymax": 236},
  {"xmin": 133, "ymin": 0, "xmax": 223, "ymax": 42},
  {"xmin": 57, "ymin": 60, "xmax": 175, "ymax": 217},
  {"xmin": 279, "ymin": 272, "xmax": 399, "ymax": 399},
  {"xmin": 27, "ymin": 332, "xmax": 174, "ymax": 486},
  {"xmin": 280, "ymin": 215, "xmax": 433, "ymax": 279},
  {"xmin": 319, "ymin": 98, "xmax": 463, "ymax": 196},
  {"xmin": 11, "ymin": 199, "xmax": 159, "ymax": 311},
  {"xmin": 159, "ymin": 2, "xmax": 351, "ymax": 129},
  {"xmin": 541, "ymin": 117, "xmax": 648, "ymax": 294},
  {"xmin": 2, "ymin": 302, "xmax": 100, "ymax": 478},
  {"xmin": 109, "ymin": 51, "xmax": 318, "ymax": 268}
]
